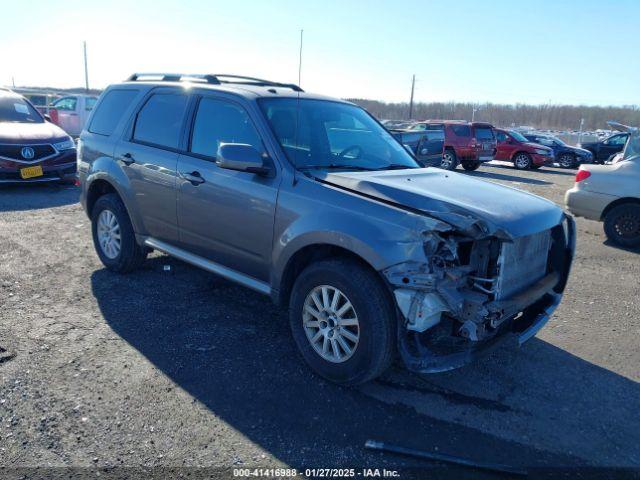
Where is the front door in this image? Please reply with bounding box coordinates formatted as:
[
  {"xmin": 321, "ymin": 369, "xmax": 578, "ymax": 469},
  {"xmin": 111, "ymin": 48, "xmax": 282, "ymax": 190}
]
[
  {"xmin": 176, "ymin": 95, "xmax": 279, "ymax": 282},
  {"xmin": 114, "ymin": 88, "xmax": 190, "ymax": 244},
  {"xmin": 495, "ymin": 131, "xmax": 514, "ymax": 160}
]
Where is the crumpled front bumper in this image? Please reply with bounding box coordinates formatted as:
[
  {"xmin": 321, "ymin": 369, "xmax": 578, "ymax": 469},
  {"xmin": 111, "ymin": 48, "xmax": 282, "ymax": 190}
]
[{"xmin": 391, "ymin": 214, "xmax": 576, "ymax": 373}]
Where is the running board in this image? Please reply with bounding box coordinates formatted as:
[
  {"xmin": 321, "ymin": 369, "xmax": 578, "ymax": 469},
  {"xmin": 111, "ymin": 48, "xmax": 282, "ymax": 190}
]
[{"xmin": 144, "ymin": 238, "xmax": 271, "ymax": 295}]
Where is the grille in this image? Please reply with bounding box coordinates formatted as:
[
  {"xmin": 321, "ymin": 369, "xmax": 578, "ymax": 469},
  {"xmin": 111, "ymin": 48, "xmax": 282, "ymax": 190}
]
[
  {"xmin": 494, "ymin": 229, "xmax": 551, "ymax": 300},
  {"xmin": 0, "ymin": 144, "xmax": 56, "ymax": 161}
]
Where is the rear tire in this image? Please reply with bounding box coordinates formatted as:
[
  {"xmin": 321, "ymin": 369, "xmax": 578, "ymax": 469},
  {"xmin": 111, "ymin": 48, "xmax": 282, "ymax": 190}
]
[
  {"xmin": 91, "ymin": 193, "xmax": 147, "ymax": 273},
  {"xmin": 462, "ymin": 161, "xmax": 481, "ymax": 171},
  {"xmin": 558, "ymin": 153, "xmax": 577, "ymax": 169},
  {"xmin": 440, "ymin": 149, "xmax": 458, "ymax": 170},
  {"xmin": 603, "ymin": 203, "xmax": 640, "ymax": 248},
  {"xmin": 513, "ymin": 152, "xmax": 532, "ymax": 170},
  {"xmin": 289, "ymin": 258, "xmax": 396, "ymax": 385}
]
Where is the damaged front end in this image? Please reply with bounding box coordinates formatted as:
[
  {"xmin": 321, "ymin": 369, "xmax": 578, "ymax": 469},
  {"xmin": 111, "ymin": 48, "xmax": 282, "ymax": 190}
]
[{"xmin": 383, "ymin": 214, "xmax": 575, "ymax": 373}]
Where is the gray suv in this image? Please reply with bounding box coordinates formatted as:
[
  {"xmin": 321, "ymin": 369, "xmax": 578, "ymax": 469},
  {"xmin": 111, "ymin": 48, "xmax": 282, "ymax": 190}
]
[{"xmin": 79, "ymin": 73, "xmax": 575, "ymax": 385}]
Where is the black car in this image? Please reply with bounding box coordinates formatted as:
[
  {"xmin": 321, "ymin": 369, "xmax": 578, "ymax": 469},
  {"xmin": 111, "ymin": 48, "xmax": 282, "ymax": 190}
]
[
  {"xmin": 0, "ymin": 88, "xmax": 76, "ymax": 184},
  {"xmin": 389, "ymin": 127, "xmax": 444, "ymax": 167},
  {"xmin": 523, "ymin": 134, "xmax": 593, "ymax": 168},
  {"xmin": 579, "ymin": 132, "xmax": 630, "ymax": 164}
]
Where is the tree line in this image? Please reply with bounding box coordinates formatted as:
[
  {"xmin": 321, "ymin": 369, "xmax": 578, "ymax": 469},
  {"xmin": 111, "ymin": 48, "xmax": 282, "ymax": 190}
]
[{"xmin": 348, "ymin": 99, "xmax": 640, "ymax": 131}]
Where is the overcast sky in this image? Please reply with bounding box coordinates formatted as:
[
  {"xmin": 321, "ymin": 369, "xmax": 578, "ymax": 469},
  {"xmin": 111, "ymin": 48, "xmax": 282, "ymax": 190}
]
[{"xmin": 2, "ymin": 0, "xmax": 638, "ymax": 105}]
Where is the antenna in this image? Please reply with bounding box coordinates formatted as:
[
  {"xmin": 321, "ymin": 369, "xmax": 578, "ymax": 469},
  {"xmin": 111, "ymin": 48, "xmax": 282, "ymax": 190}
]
[
  {"xmin": 83, "ymin": 41, "xmax": 89, "ymax": 92},
  {"xmin": 298, "ymin": 29, "xmax": 304, "ymax": 87},
  {"xmin": 408, "ymin": 74, "xmax": 415, "ymax": 120}
]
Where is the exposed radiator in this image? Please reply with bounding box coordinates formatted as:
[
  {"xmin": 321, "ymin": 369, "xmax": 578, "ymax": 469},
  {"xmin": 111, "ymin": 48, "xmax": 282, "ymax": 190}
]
[{"xmin": 494, "ymin": 229, "xmax": 551, "ymax": 300}]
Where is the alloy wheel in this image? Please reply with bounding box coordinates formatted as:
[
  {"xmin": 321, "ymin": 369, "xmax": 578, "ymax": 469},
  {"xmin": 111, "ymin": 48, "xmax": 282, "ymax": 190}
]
[
  {"xmin": 97, "ymin": 209, "xmax": 122, "ymax": 259},
  {"xmin": 441, "ymin": 153, "xmax": 454, "ymax": 169},
  {"xmin": 559, "ymin": 154, "xmax": 575, "ymax": 168},
  {"xmin": 302, "ymin": 285, "xmax": 360, "ymax": 363},
  {"xmin": 515, "ymin": 154, "xmax": 530, "ymax": 169}
]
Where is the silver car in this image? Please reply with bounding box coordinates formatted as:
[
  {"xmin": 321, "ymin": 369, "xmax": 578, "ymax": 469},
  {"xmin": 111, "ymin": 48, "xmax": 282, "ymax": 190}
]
[
  {"xmin": 79, "ymin": 73, "xmax": 575, "ymax": 385},
  {"xmin": 566, "ymin": 124, "xmax": 640, "ymax": 247}
]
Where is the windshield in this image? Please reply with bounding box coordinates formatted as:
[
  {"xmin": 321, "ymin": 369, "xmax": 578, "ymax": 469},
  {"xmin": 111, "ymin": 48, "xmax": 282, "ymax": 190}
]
[
  {"xmin": 0, "ymin": 95, "xmax": 43, "ymax": 123},
  {"xmin": 259, "ymin": 98, "xmax": 419, "ymax": 171},
  {"xmin": 508, "ymin": 130, "xmax": 529, "ymax": 142}
]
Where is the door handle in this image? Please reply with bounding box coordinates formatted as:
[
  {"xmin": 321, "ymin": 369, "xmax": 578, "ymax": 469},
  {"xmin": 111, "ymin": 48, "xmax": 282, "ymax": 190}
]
[
  {"xmin": 180, "ymin": 171, "xmax": 205, "ymax": 185},
  {"xmin": 119, "ymin": 153, "xmax": 135, "ymax": 165}
]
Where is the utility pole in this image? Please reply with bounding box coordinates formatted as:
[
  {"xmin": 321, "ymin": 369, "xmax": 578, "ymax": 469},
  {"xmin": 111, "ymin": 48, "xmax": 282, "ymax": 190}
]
[
  {"xmin": 298, "ymin": 30, "xmax": 303, "ymax": 87},
  {"xmin": 83, "ymin": 41, "xmax": 89, "ymax": 92},
  {"xmin": 11, "ymin": 77, "xmax": 15, "ymax": 88},
  {"xmin": 408, "ymin": 74, "xmax": 415, "ymax": 120}
]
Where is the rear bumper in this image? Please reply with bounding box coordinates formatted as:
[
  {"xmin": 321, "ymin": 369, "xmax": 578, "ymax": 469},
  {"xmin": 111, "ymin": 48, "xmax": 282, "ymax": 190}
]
[{"xmin": 565, "ymin": 186, "xmax": 614, "ymax": 221}]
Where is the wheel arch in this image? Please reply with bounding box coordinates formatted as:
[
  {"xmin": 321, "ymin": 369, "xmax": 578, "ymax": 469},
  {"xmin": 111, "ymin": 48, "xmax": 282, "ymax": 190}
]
[
  {"xmin": 275, "ymin": 243, "xmax": 389, "ymax": 308},
  {"xmin": 85, "ymin": 174, "xmax": 145, "ymax": 235},
  {"xmin": 601, "ymin": 197, "xmax": 640, "ymax": 221}
]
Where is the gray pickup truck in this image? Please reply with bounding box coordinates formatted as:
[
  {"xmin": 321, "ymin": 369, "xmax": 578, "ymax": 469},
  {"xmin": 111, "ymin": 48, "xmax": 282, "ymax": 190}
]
[{"xmin": 79, "ymin": 73, "xmax": 575, "ymax": 385}]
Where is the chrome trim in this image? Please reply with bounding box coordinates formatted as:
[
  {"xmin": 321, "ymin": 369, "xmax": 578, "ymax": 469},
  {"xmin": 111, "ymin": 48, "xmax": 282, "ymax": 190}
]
[
  {"xmin": 144, "ymin": 238, "xmax": 271, "ymax": 295},
  {"xmin": 0, "ymin": 143, "xmax": 60, "ymax": 164}
]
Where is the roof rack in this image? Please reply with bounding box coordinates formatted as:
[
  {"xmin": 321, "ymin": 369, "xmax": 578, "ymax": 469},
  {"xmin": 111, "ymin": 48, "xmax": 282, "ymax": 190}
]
[{"xmin": 126, "ymin": 73, "xmax": 304, "ymax": 92}]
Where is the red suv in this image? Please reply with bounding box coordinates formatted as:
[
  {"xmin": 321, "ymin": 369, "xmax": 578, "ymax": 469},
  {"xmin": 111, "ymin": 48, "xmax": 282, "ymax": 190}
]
[
  {"xmin": 494, "ymin": 128, "xmax": 554, "ymax": 170},
  {"xmin": 411, "ymin": 121, "xmax": 497, "ymax": 170}
]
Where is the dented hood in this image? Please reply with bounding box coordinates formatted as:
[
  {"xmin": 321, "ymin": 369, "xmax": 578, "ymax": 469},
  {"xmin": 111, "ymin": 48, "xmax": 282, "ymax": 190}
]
[{"xmin": 318, "ymin": 168, "xmax": 564, "ymax": 238}]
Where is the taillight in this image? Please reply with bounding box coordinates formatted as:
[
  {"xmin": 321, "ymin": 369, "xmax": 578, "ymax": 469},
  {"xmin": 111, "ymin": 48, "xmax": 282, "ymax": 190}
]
[{"xmin": 575, "ymin": 170, "xmax": 591, "ymax": 182}]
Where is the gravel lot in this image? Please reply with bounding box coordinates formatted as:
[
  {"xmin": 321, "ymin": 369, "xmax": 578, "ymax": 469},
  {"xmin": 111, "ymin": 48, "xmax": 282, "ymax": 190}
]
[{"xmin": 1, "ymin": 162, "xmax": 639, "ymax": 478}]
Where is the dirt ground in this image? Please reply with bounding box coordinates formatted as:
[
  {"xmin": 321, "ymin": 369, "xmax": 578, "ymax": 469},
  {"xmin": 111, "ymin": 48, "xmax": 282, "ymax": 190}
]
[{"xmin": 1, "ymin": 161, "xmax": 639, "ymax": 479}]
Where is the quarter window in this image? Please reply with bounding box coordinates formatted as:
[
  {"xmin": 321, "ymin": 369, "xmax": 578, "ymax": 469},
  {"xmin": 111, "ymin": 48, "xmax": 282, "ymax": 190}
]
[
  {"xmin": 133, "ymin": 93, "xmax": 189, "ymax": 149},
  {"xmin": 190, "ymin": 98, "xmax": 263, "ymax": 158},
  {"xmin": 88, "ymin": 89, "xmax": 139, "ymax": 136},
  {"xmin": 451, "ymin": 125, "xmax": 471, "ymax": 137}
]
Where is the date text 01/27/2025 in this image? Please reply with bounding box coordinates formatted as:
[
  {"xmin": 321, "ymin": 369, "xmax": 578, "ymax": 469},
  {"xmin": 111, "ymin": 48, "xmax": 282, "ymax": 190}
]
[{"xmin": 233, "ymin": 468, "xmax": 401, "ymax": 478}]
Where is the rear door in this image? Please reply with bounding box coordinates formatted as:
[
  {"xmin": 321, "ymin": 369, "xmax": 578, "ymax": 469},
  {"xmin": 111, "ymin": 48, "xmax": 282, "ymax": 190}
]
[
  {"xmin": 176, "ymin": 94, "xmax": 279, "ymax": 282},
  {"xmin": 473, "ymin": 125, "xmax": 496, "ymax": 161},
  {"xmin": 113, "ymin": 87, "xmax": 190, "ymax": 244},
  {"xmin": 417, "ymin": 124, "xmax": 445, "ymax": 166}
]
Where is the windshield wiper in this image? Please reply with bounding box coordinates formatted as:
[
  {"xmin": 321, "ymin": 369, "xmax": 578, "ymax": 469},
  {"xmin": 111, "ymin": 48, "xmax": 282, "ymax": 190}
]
[
  {"xmin": 373, "ymin": 164, "xmax": 418, "ymax": 171},
  {"xmin": 298, "ymin": 164, "xmax": 375, "ymax": 171}
]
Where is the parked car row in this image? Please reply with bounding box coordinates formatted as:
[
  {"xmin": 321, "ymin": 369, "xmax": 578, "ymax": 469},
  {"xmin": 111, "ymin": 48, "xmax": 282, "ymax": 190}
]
[{"xmin": 387, "ymin": 118, "xmax": 631, "ymax": 172}]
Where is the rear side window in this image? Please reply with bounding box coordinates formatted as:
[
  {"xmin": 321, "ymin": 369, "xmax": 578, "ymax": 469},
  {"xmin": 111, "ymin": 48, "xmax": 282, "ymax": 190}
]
[
  {"xmin": 85, "ymin": 97, "xmax": 97, "ymax": 111},
  {"xmin": 474, "ymin": 127, "xmax": 494, "ymax": 141},
  {"xmin": 190, "ymin": 97, "xmax": 263, "ymax": 158},
  {"xmin": 133, "ymin": 93, "xmax": 189, "ymax": 149},
  {"xmin": 451, "ymin": 125, "xmax": 471, "ymax": 136},
  {"xmin": 89, "ymin": 90, "xmax": 139, "ymax": 136}
]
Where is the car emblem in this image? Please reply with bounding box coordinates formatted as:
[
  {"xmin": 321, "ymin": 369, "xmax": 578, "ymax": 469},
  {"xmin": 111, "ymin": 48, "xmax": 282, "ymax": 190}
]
[{"xmin": 21, "ymin": 146, "xmax": 35, "ymax": 159}]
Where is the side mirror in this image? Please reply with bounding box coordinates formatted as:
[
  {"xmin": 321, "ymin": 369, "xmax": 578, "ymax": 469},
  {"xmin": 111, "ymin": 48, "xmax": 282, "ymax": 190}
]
[
  {"xmin": 43, "ymin": 114, "xmax": 52, "ymax": 122},
  {"xmin": 216, "ymin": 143, "xmax": 271, "ymax": 175}
]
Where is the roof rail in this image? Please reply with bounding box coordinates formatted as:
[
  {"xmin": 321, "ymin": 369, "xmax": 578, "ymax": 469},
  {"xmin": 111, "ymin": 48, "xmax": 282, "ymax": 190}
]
[{"xmin": 126, "ymin": 73, "xmax": 303, "ymax": 92}]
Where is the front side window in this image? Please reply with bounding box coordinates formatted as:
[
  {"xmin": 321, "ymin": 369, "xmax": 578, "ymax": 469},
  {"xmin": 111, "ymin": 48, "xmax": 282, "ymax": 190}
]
[
  {"xmin": 259, "ymin": 98, "xmax": 419, "ymax": 171},
  {"xmin": 190, "ymin": 97, "xmax": 264, "ymax": 158},
  {"xmin": 0, "ymin": 94, "xmax": 43, "ymax": 123},
  {"xmin": 133, "ymin": 93, "xmax": 189, "ymax": 149},
  {"xmin": 496, "ymin": 131, "xmax": 507, "ymax": 142},
  {"xmin": 89, "ymin": 89, "xmax": 139, "ymax": 136},
  {"xmin": 53, "ymin": 97, "xmax": 77, "ymax": 111},
  {"xmin": 606, "ymin": 134, "xmax": 628, "ymax": 146}
]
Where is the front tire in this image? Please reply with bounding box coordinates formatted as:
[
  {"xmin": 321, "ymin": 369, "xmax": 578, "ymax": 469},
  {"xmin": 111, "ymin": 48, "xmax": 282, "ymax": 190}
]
[
  {"xmin": 513, "ymin": 152, "xmax": 533, "ymax": 170},
  {"xmin": 289, "ymin": 259, "xmax": 396, "ymax": 385},
  {"xmin": 440, "ymin": 149, "xmax": 458, "ymax": 170},
  {"xmin": 91, "ymin": 193, "xmax": 147, "ymax": 273},
  {"xmin": 603, "ymin": 203, "xmax": 640, "ymax": 248},
  {"xmin": 462, "ymin": 161, "xmax": 481, "ymax": 171}
]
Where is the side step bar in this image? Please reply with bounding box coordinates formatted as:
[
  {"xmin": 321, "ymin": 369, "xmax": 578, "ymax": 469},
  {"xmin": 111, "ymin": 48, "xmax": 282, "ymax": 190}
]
[{"xmin": 144, "ymin": 238, "xmax": 271, "ymax": 295}]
